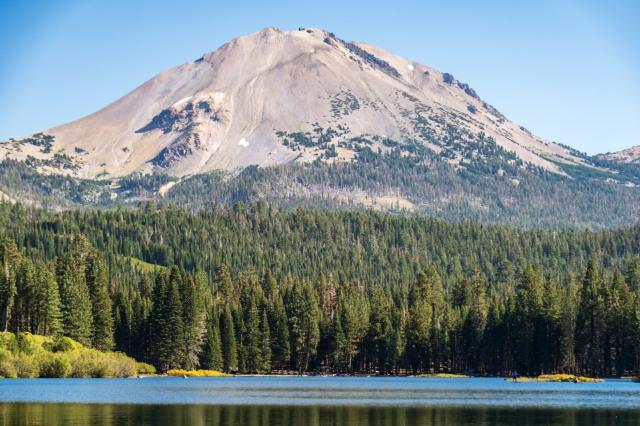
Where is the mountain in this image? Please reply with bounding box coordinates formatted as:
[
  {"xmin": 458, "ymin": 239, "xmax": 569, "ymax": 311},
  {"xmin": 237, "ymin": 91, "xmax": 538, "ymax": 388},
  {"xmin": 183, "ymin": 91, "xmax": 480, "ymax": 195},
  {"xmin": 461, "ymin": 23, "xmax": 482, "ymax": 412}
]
[
  {"xmin": 0, "ymin": 27, "xmax": 594, "ymax": 178},
  {"xmin": 1, "ymin": 27, "xmax": 639, "ymax": 227}
]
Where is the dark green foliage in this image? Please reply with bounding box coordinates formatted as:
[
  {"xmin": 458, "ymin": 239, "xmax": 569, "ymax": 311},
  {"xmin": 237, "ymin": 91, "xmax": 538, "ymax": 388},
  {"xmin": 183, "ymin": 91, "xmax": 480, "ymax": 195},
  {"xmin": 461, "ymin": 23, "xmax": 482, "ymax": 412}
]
[
  {"xmin": 1, "ymin": 202, "xmax": 640, "ymax": 375},
  {"xmin": 55, "ymin": 240, "xmax": 93, "ymax": 346},
  {"xmin": 0, "ymin": 239, "xmax": 20, "ymax": 332},
  {"xmin": 180, "ymin": 272, "xmax": 206, "ymax": 369},
  {"xmin": 201, "ymin": 314, "xmax": 224, "ymax": 371},
  {"xmin": 443, "ymin": 73, "xmax": 455, "ymax": 84},
  {"xmin": 265, "ymin": 273, "xmax": 290, "ymax": 370},
  {"xmin": 285, "ymin": 279, "xmax": 320, "ymax": 374},
  {"xmin": 220, "ymin": 305, "xmax": 238, "ymax": 372},
  {"xmin": 33, "ymin": 267, "xmax": 61, "ymax": 336},
  {"xmin": 161, "ymin": 272, "xmax": 186, "ymax": 370},
  {"xmin": 86, "ymin": 251, "xmax": 114, "ymax": 351},
  {"xmin": 163, "ymin": 154, "xmax": 640, "ymax": 228}
]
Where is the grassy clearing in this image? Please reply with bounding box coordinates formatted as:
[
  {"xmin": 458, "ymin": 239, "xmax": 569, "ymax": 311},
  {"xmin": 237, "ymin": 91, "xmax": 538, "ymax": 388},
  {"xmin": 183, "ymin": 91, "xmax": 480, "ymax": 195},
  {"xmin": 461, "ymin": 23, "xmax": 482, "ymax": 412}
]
[{"xmin": 125, "ymin": 256, "xmax": 168, "ymax": 273}]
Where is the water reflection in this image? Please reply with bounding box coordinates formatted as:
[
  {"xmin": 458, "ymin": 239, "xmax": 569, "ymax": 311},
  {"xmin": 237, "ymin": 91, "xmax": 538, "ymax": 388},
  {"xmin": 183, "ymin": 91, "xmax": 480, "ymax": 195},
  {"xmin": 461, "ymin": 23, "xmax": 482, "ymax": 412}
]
[{"xmin": 0, "ymin": 404, "xmax": 639, "ymax": 426}]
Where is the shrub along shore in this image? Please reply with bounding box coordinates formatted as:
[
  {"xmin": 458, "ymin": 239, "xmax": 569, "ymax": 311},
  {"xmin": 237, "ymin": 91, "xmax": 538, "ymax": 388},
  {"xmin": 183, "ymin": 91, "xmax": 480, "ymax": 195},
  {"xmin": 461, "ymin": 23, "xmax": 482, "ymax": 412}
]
[
  {"xmin": 507, "ymin": 374, "xmax": 603, "ymax": 383},
  {"xmin": 0, "ymin": 332, "xmax": 153, "ymax": 378}
]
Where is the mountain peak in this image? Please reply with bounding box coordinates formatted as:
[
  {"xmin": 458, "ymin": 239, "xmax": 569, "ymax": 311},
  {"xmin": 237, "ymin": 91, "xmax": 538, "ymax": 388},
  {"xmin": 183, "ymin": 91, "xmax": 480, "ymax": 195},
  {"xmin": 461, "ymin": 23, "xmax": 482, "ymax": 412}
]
[{"xmin": 0, "ymin": 28, "xmax": 594, "ymax": 179}]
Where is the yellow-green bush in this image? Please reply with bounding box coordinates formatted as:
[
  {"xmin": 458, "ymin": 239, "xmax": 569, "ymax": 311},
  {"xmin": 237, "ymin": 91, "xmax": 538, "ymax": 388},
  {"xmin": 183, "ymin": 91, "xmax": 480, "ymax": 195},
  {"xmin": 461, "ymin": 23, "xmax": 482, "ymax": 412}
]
[
  {"xmin": 136, "ymin": 362, "xmax": 156, "ymax": 375},
  {"xmin": 39, "ymin": 356, "xmax": 72, "ymax": 378},
  {"xmin": 13, "ymin": 355, "xmax": 38, "ymax": 378},
  {"xmin": 0, "ymin": 361, "xmax": 17, "ymax": 378},
  {"xmin": 0, "ymin": 348, "xmax": 11, "ymax": 363},
  {"xmin": 43, "ymin": 336, "xmax": 76, "ymax": 353},
  {"xmin": 508, "ymin": 374, "xmax": 603, "ymax": 383},
  {"xmin": 166, "ymin": 369, "xmax": 228, "ymax": 377},
  {"xmin": 416, "ymin": 373, "xmax": 470, "ymax": 378},
  {"xmin": 0, "ymin": 332, "xmax": 141, "ymax": 379}
]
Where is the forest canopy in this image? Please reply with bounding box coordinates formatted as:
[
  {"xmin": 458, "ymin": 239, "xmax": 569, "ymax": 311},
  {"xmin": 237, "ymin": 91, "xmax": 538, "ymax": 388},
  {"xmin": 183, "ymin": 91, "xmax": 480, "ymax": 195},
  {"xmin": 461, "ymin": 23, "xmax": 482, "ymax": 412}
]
[{"xmin": 1, "ymin": 201, "xmax": 640, "ymax": 376}]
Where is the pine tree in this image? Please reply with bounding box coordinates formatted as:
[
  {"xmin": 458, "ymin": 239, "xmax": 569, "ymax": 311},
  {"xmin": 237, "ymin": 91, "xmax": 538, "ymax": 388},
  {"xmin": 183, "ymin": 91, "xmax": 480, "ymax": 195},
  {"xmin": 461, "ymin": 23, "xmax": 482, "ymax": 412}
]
[
  {"xmin": 407, "ymin": 272, "xmax": 433, "ymax": 373},
  {"xmin": 56, "ymin": 246, "xmax": 93, "ymax": 346},
  {"xmin": 427, "ymin": 267, "xmax": 449, "ymax": 373},
  {"xmin": 268, "ymin": 294, "xmax": 290, "ymax": 371},
  {"xmin": 181, "ymin": 271, "xmax": 206, "ymax": 369},
  {"xmin": 162, "ymin": 275, "xmax": 185, "ymax": 370},
  {"xmin": 114, "ymin": 292, "xmax": 133, "ymax": 354},
  {"xmin": 259, "ymin": 307, "xmax": 272, "ymax": 373},
  {"xmin": 261, "ymin": 271, "xmax": 277, "ymax": 299},
  {"xmin": 0, "ymin": 238, "xmax": 20, "ymax": 332},
  {"xmin": 513, "ymin": 265, "xmax": 544, "ymax": 375},
  {"xmin": 86, "ymin": 251, "xmax": 114, "ymax": 350},
  {"xmin": 221, "ymin": 305, "xmax": 238, "ymax": 372},
  {"xmin": 461, "ymin": 269, "xmax": 488, "ymax": 373},
  {"xmin": 576, "ymin": 261, "xmax": 605, "ymax": 375},
  {"xmin": 626, "ymin": 257, "xmax": 640, "ymax": 293},
  {"xmin": 333, "ymin": 311, "xmax": 349, "ymax": 372},
  {"xmin": 33, "ymin": 265, "xmax": 61, "ymax": 336},
  {"xmin": 14, "ymin": 258, "xmax": 36, "ymax": 332},
  {"xmin": 214, "ymin": 263, "xmax": 234, "ymax": 301},
  {"xmin": 201, "ymin": 310, "xmax": 224, "ymax": 371},
  {"xmin": 285, "ymin": 279, "xmax": 320, "ymax": 374},
  {"xmin": 147, "ymin": 272, "xmax": 168, "ymax": 368},
  {"xmin": 242, "ymin": 295, "xmax": 263, "ymax": 373},
  {"xmin": 333, "ymin": 286, "xmax": 369, "ymax": 373},
  {"xmin": 368, "ymin": 287, "xmax": 394, "ymax": 374}
]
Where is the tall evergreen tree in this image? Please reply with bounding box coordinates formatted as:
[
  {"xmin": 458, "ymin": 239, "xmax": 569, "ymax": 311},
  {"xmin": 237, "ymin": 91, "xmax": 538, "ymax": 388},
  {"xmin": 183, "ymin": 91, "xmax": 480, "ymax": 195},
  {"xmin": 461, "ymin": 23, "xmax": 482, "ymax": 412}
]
[
  {"xmin": 161, "ymin": 275, "xmax": 186, "ymax": 370},
  {"xmin": 0, "ymin": 238, "xmax": 20, "ymax": 332},
  {"xmin": 259, "ymin": 307, "xmax": 272, "ymax": 373},
  {"xmin": 56, "ymin": 243, "xmax": 93, "ymax": 346},
  {"xmin": 513, "ymin": 265, "xmax": 544, "ymax": 375},
  {"xmin": 576, "ymin": 261, "xmax": 605, "ymax": 375},
  {"xmin": 368, "ymin": 287, "xmax": 395, "ymax": 374},
  {"xmin": 267, "ymin": 293, "xmax": 290, "ymax": 371},
  {"xmin": 181, "ymin": 271, "xmax": 206, "ymax": 369},
  {"xmin": 285, "ymin": 279, "xmax": 320, "ymax": 374},
  {"xmin": 33, "ymin": 266, "xmax": 61, "ymax": 336},
  {"xmin": 461, "ymin": 270, "xmax": 488, "ymax": 372},
  {"xmin": 86, "ymin": 251, "xmax": 114, "ymax": 351},
  {"xmin": 14, "ymin": 258, "xmax": 36, "ymax": 332},
  {"xmin": 221, "ymin": 304, "xmax": 238, "ymax": 373},
  {"xmin": 332, "ymin": 286, "xmax": 370, "ymax": 373},
  {"xmin": 214, "ymin": 263, "xmax": 234, "ymax": 301},
  {"xmin": 201, "ymin": 310, "xmax": 224, "ymax": 371},
  {"xmin": 147, "ymin": 272, "xmax": 169, "ymax": 367}
]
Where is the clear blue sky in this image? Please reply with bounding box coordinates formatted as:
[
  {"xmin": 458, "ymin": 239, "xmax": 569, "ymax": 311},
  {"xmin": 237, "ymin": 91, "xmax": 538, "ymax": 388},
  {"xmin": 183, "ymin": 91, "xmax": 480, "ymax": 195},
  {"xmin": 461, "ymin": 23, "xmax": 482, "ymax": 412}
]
[{"xmin": 1, "ymin": 0, "xmax": 638, "ymax": 154}]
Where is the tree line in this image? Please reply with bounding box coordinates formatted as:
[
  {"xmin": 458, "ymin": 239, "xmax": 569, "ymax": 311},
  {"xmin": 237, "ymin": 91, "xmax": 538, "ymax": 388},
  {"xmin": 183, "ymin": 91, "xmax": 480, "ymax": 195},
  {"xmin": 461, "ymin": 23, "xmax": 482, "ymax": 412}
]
[{"xmin": 2, "ymin": 231, "xmax": 640, "ymax": 376}]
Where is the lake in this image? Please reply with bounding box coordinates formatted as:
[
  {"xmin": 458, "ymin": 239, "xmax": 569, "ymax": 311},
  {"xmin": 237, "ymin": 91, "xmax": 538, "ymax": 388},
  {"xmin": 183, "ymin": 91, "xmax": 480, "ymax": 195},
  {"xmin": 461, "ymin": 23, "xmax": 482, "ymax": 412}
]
[{"xmin": 1, "ymin": 376, "xmax": 639, "ymax": 425}]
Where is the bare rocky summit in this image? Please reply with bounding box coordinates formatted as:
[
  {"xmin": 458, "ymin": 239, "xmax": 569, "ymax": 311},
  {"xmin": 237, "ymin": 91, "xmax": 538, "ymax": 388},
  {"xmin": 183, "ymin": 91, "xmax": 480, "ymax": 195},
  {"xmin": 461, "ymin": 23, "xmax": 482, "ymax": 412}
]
[{"xmin": 0, "ymin": 27, "xmax": 596, "ymax": 179}]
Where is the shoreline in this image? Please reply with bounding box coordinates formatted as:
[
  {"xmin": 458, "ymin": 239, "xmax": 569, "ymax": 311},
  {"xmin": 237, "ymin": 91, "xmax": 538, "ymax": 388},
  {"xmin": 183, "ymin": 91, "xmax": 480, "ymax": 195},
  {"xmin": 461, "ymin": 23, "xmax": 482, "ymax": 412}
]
[{"xmin": 4, "ymin": 373, "xmax": 615, "ymax": 381}]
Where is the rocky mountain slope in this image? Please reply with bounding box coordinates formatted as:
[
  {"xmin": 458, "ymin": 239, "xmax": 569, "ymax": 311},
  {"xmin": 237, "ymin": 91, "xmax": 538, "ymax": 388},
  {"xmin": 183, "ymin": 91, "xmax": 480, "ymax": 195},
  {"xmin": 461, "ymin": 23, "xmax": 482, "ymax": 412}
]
[
  {"xmin": 1, "ymin": 27, "xmax": 596, "ymax": 179},
  {"xmin": 598, "ymin": 146, "xmax": 640, "ymax": 164}
]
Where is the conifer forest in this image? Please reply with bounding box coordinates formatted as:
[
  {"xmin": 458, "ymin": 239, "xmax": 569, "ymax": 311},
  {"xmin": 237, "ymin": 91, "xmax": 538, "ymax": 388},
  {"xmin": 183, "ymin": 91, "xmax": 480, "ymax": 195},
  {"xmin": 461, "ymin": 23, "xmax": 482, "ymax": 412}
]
[{"xmin": 1, "ymin": 201, "xmax": 640, "ymax": 377}]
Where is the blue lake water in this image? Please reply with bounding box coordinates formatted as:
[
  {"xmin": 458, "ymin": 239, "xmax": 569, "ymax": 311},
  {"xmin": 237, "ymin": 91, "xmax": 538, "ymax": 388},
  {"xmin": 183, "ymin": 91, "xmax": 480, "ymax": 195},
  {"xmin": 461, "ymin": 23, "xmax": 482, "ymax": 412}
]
[{"xmin": 1, "ymin": 376, "xmax": 639, "ymax": 425}]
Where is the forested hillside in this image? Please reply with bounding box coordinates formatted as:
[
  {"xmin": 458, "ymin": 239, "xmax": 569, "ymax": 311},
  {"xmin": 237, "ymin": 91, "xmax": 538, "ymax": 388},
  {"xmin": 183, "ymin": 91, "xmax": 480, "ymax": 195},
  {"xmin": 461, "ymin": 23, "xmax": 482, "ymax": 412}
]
[
  {"xmin": 1, "ymin": 144, "xmax": 640, "ymax": 228},
  {"xmin": 1, "ymin": 202, "xmax": 640, "ymax": 376}
]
